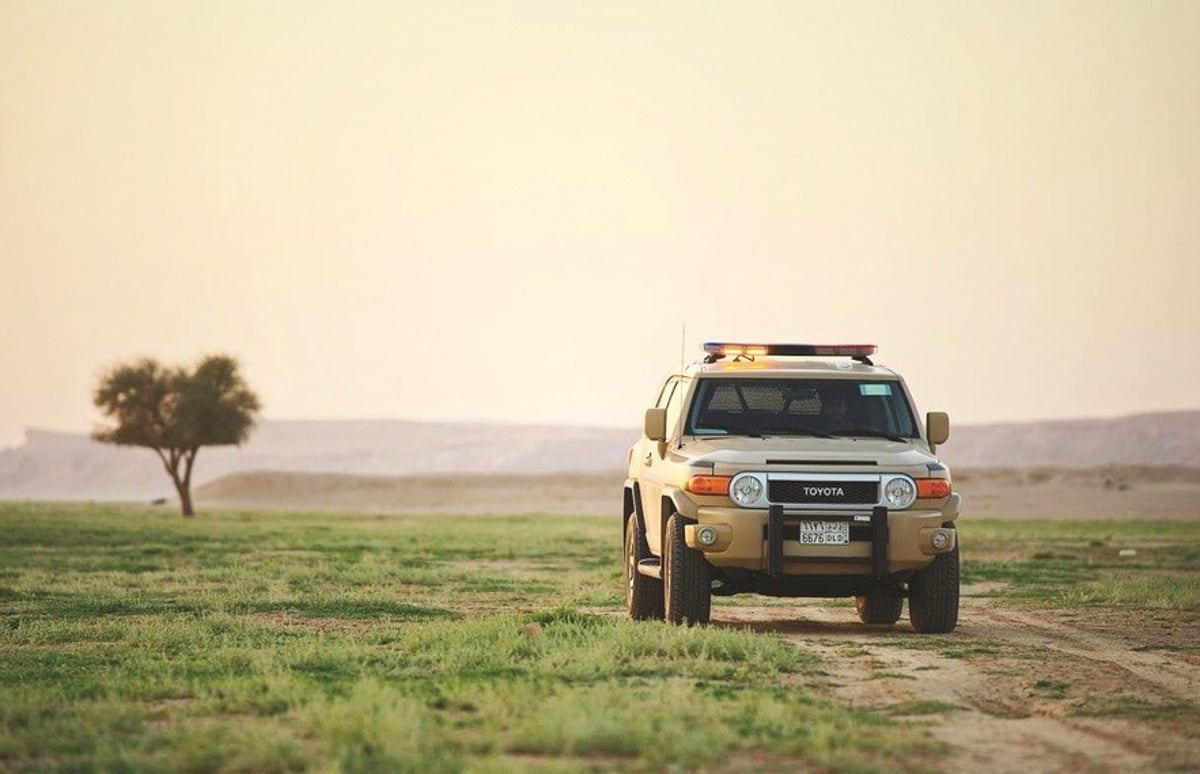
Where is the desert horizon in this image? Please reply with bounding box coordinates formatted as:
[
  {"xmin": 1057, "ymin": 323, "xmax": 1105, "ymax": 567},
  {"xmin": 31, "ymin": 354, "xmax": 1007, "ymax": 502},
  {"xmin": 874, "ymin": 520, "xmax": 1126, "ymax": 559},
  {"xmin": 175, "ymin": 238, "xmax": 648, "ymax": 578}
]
[{"xmin": 3, "ymin": 410, "xmax": 1200, "ymax": 504}]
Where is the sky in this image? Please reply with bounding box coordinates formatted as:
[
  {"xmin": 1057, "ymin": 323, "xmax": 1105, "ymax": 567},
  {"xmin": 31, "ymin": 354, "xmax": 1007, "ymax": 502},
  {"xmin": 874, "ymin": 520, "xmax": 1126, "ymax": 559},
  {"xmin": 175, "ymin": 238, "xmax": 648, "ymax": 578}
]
[{"xmin": 2, "ymin": 1, "xmax": 1198, "ymax": 448}]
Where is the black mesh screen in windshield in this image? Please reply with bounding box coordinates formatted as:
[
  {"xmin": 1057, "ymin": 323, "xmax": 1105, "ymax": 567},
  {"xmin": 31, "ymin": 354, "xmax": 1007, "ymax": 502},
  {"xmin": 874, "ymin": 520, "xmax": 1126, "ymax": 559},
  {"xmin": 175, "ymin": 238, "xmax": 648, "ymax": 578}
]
[{"xmin": 686, "ymin": 378, "xmax": 918, "ymax": 439}]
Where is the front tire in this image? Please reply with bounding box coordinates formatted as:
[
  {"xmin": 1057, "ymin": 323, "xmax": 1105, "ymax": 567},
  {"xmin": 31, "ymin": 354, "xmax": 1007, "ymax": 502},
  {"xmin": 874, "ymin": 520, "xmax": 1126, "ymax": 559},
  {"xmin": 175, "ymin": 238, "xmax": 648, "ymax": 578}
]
[
  {"xmin": 908, "ymin": 530, "xmax": 960, "ymax": 634},
  {"xmin": 663, "ymin": 514, "xmax": 711, "ymax": 625},
  {"xmin": 856, "ymin": 590, "xmax": 903, "ymax": 625},
  {"xmin": 625, "ymin": 517, "xmax": 664, "ymax": 620}
]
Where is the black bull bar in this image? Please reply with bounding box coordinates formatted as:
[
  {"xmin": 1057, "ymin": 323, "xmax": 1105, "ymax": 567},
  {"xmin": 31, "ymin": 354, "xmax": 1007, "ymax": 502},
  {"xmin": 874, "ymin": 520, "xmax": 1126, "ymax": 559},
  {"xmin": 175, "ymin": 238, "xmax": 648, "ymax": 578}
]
[{"xmin": 766, "ymin": 504, "xmax": 890, "ymax": 579}]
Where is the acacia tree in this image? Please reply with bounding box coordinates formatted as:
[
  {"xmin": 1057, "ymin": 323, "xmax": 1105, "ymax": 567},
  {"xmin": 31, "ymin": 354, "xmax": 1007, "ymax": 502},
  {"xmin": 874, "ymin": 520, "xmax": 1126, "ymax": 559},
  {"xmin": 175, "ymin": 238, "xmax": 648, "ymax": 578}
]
[{"xmin": 92, "ymin": 354, "xmax": 261, "ymax": 517}]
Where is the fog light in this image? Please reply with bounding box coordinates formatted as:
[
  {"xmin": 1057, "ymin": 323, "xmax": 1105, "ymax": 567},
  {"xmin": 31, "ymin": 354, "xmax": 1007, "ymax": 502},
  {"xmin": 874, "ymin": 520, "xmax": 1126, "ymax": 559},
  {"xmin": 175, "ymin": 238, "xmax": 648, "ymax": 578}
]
[
  {"xmin": 696, "ymin": 526, "xmax": 718, "ymax": 546},
  {"xmin": 931, "ymin": 530, "xmax": 950, "ymax": 550}
]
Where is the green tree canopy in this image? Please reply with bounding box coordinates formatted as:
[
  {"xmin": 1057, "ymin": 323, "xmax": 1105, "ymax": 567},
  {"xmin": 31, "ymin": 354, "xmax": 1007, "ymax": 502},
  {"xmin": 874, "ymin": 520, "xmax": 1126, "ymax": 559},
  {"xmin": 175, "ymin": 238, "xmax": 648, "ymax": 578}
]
[{"xmin": 93, "ymin": 354, "xmax": 261, "ymax": 516}]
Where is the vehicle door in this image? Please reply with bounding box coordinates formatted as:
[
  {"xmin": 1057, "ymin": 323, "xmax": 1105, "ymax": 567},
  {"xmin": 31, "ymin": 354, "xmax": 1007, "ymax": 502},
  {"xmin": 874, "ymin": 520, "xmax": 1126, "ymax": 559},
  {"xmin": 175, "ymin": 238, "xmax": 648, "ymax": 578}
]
[{"xmin": 638, "ymin": 376, "xmax": 682, "ymax": 555}]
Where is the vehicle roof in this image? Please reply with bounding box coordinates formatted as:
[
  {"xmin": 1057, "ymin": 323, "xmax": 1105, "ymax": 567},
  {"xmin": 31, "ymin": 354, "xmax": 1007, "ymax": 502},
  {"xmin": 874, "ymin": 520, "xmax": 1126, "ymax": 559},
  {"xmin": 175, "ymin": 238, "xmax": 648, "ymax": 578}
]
[{"xmin": 675, "ymin": 357, "xmax": 901, "ymax": 380}]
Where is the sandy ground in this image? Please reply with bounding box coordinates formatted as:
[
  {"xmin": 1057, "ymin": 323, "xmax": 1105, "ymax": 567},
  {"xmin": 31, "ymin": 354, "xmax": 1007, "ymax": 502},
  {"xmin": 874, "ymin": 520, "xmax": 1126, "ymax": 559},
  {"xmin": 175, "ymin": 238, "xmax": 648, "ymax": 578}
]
[
  {"xmin": 712, "ymin": 596, "xmax": 1199, "ymax": 773},
  {"xmin": 195, "ymin": 465, "xmax": 1200, "ymax": 520},
  {"xmin": 194, "ymin": 466, "xmax": 1200, "ymax": 772},
  {"xmin": 195, "ymin": 470, "xmax": 625, "ymax": 515},
  {"xmin": 953, "ymin": 466, "xmax": 1200, "ymax": 520}
]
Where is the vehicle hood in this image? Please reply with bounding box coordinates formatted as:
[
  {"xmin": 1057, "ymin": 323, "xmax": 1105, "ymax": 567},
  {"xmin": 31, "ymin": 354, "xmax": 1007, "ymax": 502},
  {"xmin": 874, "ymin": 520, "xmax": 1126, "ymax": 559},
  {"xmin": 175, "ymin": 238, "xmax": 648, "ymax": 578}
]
[{"xmin": 678, "ymin": 435, "xmax": 941, "ymax": 475}]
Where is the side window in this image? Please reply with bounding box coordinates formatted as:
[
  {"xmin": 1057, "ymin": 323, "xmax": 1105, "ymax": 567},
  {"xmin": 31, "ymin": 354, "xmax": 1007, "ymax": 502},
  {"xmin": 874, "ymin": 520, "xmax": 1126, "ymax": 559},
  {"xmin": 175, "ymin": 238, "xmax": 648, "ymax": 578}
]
[{"xmin": 664, "ymin": 379, "xmax": 688, "ymax": 439}]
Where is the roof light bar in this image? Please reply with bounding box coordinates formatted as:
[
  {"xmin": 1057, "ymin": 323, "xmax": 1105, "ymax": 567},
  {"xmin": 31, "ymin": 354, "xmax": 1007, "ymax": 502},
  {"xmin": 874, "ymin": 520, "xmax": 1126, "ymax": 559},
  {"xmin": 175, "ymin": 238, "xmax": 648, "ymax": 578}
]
[
  {"xmin": 704, "ymin": 344, "xmax": 768, "ymax": 358},
  {"xmin": 702, "ymin": 342, "xmax": 877, "ymax": 358}
]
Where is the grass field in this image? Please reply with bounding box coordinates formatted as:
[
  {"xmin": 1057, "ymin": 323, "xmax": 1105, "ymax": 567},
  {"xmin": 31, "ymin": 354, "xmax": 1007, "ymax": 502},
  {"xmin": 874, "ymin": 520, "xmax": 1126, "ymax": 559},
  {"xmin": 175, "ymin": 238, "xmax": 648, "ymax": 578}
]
[
  {"xmin": 1, "ymin": 504, "xmax": 1197, "ymax": 772},
  {"xmin": 961, "ymin": 518, "xmax": 1200, "ymax": 608}
]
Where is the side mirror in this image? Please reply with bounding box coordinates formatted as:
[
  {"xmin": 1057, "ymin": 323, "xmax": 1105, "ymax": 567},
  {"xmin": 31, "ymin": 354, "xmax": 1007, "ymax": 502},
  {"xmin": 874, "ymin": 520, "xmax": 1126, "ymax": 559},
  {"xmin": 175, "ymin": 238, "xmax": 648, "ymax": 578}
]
[
  {"xmin": 644, "ymin": 408, "xmax": 667, "ymax": 442},
  {"xmin": 926, "ymin": 411, "xmax": 950, "ymax": 450}
]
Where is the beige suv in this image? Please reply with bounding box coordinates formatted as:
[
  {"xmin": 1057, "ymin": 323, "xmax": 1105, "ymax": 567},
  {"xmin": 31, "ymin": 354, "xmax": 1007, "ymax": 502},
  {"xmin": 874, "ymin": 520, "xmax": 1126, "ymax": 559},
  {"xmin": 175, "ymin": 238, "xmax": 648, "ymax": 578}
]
[{"xmin": 623, "ymin": 343, "xmax": 960, "ymax": 632}]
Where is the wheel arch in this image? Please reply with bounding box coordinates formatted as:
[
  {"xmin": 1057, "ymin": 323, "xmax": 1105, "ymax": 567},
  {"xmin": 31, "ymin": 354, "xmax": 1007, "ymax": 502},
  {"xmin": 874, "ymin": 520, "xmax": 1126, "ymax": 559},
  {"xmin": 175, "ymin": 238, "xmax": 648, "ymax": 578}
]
[
  {"xmin": 659, "ymin": 493, "xmax": 680, "ymax": 552},
  {"xmin": 624, "ymin": 480, "xmax": 643, "ymax": 533}
]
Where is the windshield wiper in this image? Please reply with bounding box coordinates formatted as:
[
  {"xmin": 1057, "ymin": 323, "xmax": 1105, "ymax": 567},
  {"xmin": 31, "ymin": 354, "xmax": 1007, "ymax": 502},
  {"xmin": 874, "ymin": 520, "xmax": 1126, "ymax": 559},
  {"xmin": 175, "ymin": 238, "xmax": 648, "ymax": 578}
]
[
  {"xmin": 707, "ymin": 422, "xmax": 765, "ymax": 438},
  {"xmin": 830, "ymin": 426, "xmax": 907, "ymax": 443}
]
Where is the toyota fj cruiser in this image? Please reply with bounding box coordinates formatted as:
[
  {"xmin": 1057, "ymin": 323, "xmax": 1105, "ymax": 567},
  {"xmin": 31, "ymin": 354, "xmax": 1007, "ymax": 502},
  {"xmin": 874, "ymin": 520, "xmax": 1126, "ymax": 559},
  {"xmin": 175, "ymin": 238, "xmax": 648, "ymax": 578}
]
[{"xmin": 623, "ymin": 342, "xmax": 961, "ymax": 633}]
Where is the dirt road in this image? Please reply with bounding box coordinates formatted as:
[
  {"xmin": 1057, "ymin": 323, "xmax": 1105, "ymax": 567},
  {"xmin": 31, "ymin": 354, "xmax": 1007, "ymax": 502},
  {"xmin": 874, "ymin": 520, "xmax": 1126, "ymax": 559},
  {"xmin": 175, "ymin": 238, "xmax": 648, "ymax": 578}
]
[{"xmin": 714, "ymin": 589, "xmax": 1200, "ymax": 773}]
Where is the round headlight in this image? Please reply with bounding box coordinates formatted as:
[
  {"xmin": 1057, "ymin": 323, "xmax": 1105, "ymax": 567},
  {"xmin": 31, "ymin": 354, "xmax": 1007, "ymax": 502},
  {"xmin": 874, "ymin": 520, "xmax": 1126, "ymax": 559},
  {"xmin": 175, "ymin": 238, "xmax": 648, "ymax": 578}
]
[
  {"xmin": 729, "ymin": 474, "xmax": 765, "ymax": 507},
  {"xmin": 883, "ymin": 476, "xmax": 917, "ymax": 509}
]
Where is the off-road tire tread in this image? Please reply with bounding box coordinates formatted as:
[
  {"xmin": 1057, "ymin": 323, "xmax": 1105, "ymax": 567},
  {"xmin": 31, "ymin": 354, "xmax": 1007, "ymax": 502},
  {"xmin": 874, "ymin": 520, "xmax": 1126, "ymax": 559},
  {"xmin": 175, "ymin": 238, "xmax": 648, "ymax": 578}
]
[
  {"xmin": 625, "ymin": 517, "xmax": 664, "ymax": 620},
  {"xmin": 856, "ymin": 591, "xmax": 903, "ymax": 625},
  {"xmin": 664, "ymin": 514, "xmax": 711, "ymax": 625},
  {"xmin": 908, "ymin": 527, "xmax": 960, "ymax": 634}
]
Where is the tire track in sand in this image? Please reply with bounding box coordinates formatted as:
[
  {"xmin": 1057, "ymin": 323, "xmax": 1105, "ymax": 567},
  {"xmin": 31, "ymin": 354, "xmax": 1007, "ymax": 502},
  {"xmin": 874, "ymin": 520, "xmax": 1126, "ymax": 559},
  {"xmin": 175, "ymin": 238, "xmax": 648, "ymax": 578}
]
[{"xmin": 713, "ymin": 596, "xmax": 1200, "ymax": 773}]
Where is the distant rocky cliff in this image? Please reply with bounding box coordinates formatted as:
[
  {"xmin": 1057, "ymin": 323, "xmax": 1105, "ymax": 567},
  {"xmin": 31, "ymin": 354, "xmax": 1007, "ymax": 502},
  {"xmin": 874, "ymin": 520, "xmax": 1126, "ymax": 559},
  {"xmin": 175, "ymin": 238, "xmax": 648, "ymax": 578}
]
[
  {"xmin": 1, "ymin": 412, "xmax": 1197, "ymax": 501},
  {"xmin": 939, "ymin": 411, "xmax": 1200, "ymax": 469},
  {"xmin": 0, "ymin": 421, "xmax": 639, "ymax": 500}
]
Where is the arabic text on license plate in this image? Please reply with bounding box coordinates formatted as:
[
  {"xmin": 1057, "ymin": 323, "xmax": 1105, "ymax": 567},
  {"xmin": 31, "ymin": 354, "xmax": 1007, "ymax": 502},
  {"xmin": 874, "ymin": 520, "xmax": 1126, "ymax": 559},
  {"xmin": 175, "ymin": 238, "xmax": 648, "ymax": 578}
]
[{"xmin": 799, "ymin": 520, "xmax": 849, "ymax": 545}]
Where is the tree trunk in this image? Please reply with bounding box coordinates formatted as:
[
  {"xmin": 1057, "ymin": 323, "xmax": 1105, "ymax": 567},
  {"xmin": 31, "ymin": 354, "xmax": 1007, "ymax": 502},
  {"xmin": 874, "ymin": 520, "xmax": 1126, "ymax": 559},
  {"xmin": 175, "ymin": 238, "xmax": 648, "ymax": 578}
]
[
  {"xmin": 178, "ymin": 481, "xmax": 195, "ymax": 516},
  {"xmin": 153, "ymin": 446, "xmax": 198, "ymax": 517},
  {"xmin": 179, "ymin": 448, "xmax": 199, "ymax": 518},
  {"xmin": 170, "ymin": 473, "xmax": 194, "ymax": 517},
  {"xmin": 157, "ymin": 446, "xmax": 194, "ymax": 513},
  {"xmin": 154, "ymin": 447, "xmax": 192, "ymax": 517}
]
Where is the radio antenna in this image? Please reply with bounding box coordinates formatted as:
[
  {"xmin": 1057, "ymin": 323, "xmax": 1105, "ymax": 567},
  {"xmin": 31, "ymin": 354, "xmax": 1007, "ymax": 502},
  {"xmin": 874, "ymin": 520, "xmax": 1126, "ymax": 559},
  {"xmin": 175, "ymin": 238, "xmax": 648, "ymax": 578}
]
[{"xmin": 680, "ymin": 323, "xmax": 686, "ymax": 368}]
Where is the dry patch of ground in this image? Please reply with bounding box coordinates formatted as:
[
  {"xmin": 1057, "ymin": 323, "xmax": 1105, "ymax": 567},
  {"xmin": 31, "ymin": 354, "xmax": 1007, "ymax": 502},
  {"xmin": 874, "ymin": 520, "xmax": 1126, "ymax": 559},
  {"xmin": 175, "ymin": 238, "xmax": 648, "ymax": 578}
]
[
  {"xmin": 953, "ymin": 466, "xmax": 1200, "ymax": 520},
  {"xmin": 195, "ymin": 470, "xmax": 622, "ymax": 515},
  {"xmin": 715, "ymin": 591, "xmax": 1200, "ymax": 773}
]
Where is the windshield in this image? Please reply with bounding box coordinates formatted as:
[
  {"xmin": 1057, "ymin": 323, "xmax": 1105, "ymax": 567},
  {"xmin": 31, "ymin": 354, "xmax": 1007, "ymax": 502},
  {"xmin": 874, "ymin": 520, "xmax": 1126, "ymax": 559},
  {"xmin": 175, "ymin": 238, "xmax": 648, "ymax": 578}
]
[{"xmin": 685, "ymin": 378, "xmax": 918, "ymax": 440}]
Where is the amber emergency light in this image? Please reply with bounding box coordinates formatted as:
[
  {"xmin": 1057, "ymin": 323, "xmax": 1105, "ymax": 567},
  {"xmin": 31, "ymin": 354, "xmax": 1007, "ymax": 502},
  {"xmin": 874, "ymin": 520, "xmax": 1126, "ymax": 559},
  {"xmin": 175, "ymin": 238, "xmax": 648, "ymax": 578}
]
[{"xmin": 703, "ymin": 342, "xmax": 878, "ymax": 360}]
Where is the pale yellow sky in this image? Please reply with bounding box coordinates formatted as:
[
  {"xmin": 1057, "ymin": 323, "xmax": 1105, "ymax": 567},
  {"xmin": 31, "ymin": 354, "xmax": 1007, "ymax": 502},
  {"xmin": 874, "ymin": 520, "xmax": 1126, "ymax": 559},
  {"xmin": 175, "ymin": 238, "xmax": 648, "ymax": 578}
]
[{"xmin": 2, "ymin": 1, "xmax": 1198, "ymax": 447}]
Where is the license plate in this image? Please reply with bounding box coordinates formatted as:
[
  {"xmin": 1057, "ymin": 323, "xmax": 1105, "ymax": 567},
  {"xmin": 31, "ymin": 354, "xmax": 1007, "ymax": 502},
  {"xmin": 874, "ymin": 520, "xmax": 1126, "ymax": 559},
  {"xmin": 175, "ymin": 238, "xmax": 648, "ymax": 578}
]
[{"xmin": 799, "ymin": 520, "xmax": 849, "ymax": 545}]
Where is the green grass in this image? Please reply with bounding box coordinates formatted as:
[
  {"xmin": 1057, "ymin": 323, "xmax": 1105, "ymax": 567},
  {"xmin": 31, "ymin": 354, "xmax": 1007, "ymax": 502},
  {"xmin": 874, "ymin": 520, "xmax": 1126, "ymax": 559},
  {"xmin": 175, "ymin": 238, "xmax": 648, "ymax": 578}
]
[
  {"xmin": 1068, "ymin": 696, "xmax": 1200, "ymax": 721},
  {"xmin": 880, "ymin": 700, "xmax": 958, "ymax": 716},
  {"xmin": 0, "ymin": 503, "xmax": 940, "ymax": 773},
  {"xmin": 962, "ymin": 519, "xmax": 1200, "ymax": 609},
  {"xmin": 4, "ymin": 506, "xmax": 1196, "ymax": 771},
  {"xmin": 1030, "ymin": 680, "xmax": 1071, "ymax": 700},
  {"xmin": 872, "ymin": 636, "xmax": 1042, "ymax": 661}
]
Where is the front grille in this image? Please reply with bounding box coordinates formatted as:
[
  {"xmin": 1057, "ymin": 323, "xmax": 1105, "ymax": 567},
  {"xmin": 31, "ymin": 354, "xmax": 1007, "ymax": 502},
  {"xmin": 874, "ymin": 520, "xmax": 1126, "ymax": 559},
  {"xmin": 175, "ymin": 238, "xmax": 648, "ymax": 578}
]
[{"xmin": 768, "ymin": 479, "xmax": 879, "ymax": 505}]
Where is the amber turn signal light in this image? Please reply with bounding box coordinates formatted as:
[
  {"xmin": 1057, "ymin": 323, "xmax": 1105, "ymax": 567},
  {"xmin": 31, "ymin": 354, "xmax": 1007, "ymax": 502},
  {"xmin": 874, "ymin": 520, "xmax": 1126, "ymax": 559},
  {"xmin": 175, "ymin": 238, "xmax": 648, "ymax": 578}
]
[
  {"xmin": 916, "ymin": 479, "xmax": 952, "ymax": 499},
  {"xmin": 686, "ymin": 476, "xmax": 731, "ymax": 496}
]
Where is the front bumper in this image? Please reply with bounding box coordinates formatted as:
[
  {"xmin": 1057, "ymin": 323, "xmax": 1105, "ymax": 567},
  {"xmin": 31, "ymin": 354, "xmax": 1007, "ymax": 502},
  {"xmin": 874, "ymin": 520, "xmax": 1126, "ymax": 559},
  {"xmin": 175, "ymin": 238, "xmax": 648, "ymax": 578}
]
[{"xmin": 683, "ymin": 494, "xmax": 959, "ymax": 576}]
